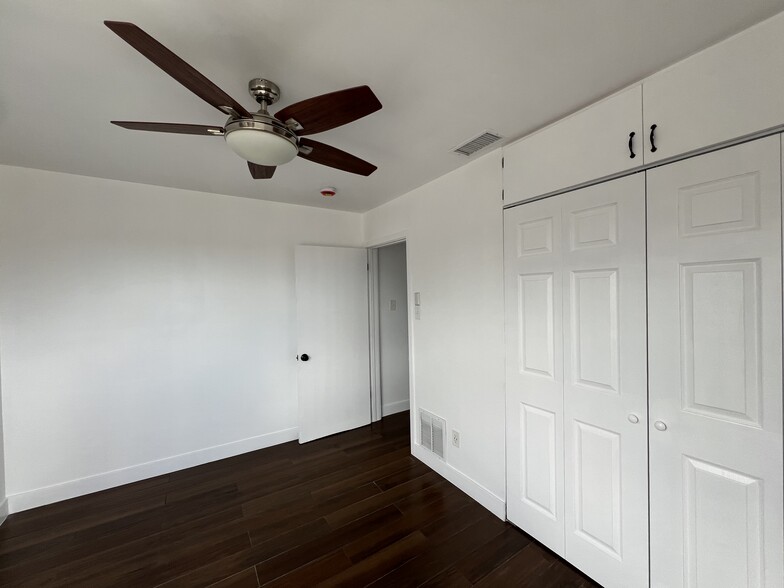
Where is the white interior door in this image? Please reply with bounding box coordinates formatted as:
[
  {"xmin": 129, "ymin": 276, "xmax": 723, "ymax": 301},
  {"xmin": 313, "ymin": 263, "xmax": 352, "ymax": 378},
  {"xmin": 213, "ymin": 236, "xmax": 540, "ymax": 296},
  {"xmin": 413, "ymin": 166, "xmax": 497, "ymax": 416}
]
[
  {"xmin": 295, "ymin": 245, "xmax": 371, "ymax": 443},
  {"xmin": 561, "ymin": 174, "xmax": 649, "ymax": 588},
  {"xmin": 504, "ymin": 196, "xmax": 565, "ymax": 556},
  {"xmin": 647, "ymin": 136, "xmax": 784, "ymax": 588}
]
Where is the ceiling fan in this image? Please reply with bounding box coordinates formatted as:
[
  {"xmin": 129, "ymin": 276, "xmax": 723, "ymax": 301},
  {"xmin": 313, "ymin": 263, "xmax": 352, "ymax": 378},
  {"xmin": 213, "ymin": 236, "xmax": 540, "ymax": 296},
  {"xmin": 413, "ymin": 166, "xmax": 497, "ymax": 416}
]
[{"xmin": 104, "ymin": 21, "xmax": 382, "ymax": 180}]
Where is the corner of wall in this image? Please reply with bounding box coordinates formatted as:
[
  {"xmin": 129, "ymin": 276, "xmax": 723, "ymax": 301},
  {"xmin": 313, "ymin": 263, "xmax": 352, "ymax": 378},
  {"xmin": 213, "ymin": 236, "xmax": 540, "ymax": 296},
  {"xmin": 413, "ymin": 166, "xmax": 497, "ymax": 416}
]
[{"xmin": 412, "ymin": 443, "xmax": 505, "ymax": 520}]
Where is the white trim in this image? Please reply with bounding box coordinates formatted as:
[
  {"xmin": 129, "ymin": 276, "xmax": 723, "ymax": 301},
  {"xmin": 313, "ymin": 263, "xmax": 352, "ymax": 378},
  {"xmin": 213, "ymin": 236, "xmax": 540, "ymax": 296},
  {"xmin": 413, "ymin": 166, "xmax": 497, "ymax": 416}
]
[
  {"xmin": 7, "ymin": 427, "xmax": 298, "ymax": 513},
  {"xmin": 412, "ymin": 443, "xmax": 506, "ymax": 520},
  {"xmin": 382, "ymin": 399, "xmax": 410, "ymax": 416},
  {"xmin": 368, "ymin": 248, "xmax": 382, "ymax": 422},
  {"xmin": 364, "ymin": 231, "xmax": 407, "ymax": 249},
  {"xmin": 0, "ymin": 498, "xmax": 8, "ymax": 526}
]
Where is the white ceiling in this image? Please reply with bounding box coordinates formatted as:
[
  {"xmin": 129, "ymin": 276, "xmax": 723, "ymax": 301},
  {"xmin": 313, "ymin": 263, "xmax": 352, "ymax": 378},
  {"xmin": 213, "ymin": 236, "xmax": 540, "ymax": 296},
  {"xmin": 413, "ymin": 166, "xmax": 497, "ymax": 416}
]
[{"xmin": 2, "ymin": 1, "xmax": 783, "ymax": 212}]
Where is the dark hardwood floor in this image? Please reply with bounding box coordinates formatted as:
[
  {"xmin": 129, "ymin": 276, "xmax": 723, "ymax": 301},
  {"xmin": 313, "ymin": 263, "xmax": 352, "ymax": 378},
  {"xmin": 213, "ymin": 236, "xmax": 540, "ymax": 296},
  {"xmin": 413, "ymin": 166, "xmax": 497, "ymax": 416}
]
[{"xmin": 0, "ymin": 411, "xmax": 599, "ymax": 587}]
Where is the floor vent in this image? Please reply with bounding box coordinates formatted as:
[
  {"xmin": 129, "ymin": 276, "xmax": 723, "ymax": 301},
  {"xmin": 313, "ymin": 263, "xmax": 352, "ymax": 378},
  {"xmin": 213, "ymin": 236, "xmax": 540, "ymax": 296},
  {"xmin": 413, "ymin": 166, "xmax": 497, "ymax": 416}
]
[
  {"xmin": 452, "ymin": 130, "xmax": 502, "ymax": 156},
  {"xmin": 419, "ymin": 409, "xmax": 446, "ymax": 459}
]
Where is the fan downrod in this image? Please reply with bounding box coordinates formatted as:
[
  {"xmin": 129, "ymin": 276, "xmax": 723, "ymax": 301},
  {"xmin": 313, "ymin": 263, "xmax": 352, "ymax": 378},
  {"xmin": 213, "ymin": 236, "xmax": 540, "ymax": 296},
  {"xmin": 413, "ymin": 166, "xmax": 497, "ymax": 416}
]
[{"xmin": 248, "ymin": 78, "xmax": 281, "ymax": 112}]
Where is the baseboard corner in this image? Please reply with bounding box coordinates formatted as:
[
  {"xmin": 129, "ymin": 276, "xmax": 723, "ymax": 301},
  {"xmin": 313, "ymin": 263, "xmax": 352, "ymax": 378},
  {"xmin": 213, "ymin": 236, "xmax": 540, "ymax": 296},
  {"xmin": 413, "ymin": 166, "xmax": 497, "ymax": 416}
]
[
  {"xmin": 411, "ymin": 443, "xmax": 506, "ymax": 520},
  {"xmin": 382, "ymin": 399, "xmax": 410, "ymax": 416}
]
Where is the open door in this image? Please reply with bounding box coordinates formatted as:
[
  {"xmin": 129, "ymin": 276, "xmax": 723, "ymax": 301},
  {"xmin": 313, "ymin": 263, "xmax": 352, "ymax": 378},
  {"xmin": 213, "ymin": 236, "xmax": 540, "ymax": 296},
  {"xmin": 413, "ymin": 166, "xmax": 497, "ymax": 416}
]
[{"xmin": 295, "ymin": 245, "xmax": 371, "ymax": 443}]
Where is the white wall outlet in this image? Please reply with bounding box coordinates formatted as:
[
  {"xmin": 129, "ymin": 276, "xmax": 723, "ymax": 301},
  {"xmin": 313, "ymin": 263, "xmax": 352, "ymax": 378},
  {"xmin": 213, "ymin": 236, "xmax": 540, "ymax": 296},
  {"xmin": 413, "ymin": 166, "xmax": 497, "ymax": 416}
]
[
  {"xmin": 415, "ymin": 306, "xmax": 421, "ymax": 320},
  {"xmin": 390, "ymin": 299, "xmax": 396, "ymax": 311},
  {"xmin": 451, "ymin": 429, "xmax": 460, "ymax": 447}
]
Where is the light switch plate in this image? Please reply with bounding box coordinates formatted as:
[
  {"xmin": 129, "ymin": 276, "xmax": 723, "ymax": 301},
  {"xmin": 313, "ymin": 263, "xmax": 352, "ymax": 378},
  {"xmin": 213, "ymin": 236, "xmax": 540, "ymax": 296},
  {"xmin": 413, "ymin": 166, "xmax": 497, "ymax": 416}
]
[{"xmin": 390, "ymin": 299, "xmax": 396, "ymax": 311}]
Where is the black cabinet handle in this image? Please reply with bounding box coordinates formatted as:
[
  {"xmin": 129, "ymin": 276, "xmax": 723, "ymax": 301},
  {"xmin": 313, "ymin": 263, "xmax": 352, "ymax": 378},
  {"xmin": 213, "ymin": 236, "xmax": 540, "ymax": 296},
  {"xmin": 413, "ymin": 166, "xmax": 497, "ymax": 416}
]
[
  {"xmin": 649, "ymin": 124, "xmax": 658, "ymax": 153},
  {"xmin": 299, "ymin": 353, "xmax": 310, "ymax": 362},
  {"xmin": 628, "ymin": 131, "xmax": 636, "ymax": 159}
]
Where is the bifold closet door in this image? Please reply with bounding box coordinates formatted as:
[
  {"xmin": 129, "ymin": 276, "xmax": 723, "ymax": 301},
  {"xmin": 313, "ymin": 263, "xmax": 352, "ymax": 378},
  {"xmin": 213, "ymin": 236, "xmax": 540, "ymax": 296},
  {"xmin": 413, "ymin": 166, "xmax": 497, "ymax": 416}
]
[
  {"xmin": 561, "ymin": 174, "xmax": 648, "ymax": 588},
  {"xmin": 504, "ymin": 196, "xmax": 566, "ymax": 555},
  {"xmin": 504, "ymin": 175, "xmax": 648, "ymax": 587},
  {"xmin": 647, "ymin": 136, "xmax": 784, "ymax": 588}
]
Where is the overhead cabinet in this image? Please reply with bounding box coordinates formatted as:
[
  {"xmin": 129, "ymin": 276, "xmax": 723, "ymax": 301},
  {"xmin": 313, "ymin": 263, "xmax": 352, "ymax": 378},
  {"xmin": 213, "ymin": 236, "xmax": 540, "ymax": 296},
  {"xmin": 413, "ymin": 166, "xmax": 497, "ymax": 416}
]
[
  {"xmin": 643, "ymin": 12, "xmax": 784, "ymax": 164},
  {"xmin": 503, "ymin": 85, "xmax": 643, "ymax": 205},
  {"xmin": 503, "ymin": 11, "xmax": 784, "ymax": 206}
]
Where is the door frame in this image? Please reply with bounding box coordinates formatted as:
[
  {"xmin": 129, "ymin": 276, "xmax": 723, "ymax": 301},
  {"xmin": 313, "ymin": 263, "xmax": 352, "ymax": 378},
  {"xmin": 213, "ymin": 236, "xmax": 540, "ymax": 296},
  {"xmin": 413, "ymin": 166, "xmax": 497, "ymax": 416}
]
[{"xmin": 366, "ymin": 232, "xmax": 414, "ymax": 425}]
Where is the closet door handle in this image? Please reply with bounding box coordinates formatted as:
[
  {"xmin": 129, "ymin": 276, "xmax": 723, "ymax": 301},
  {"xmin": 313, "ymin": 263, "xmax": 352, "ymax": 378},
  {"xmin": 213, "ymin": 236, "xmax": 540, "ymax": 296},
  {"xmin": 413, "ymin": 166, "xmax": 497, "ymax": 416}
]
[
  {"xmin": 654, "ymin": 420, "xmax": 667, "ymax": 431},
  {"xmin": 627, "ymin": 413, "xmax": 639, "ymax": 424},
  {"xmin": 649, "ymin": 124, "xmax": 658, "ymax": 153},
  {"xmin": 628, "ymin": 132, "xmax": 636, "ymax": 159}
]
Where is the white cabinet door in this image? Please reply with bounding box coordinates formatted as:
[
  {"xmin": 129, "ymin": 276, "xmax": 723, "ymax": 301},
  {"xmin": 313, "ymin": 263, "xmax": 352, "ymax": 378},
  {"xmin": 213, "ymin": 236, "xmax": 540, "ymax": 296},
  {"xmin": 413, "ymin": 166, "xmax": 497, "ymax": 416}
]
[
  {"xmin": 643, "ymin": 12, "xmax": 784, "ymax": 164},
  {"xmin": 647, "ymin": 136, "xmax": 783, "ymax": 588},
  {"xmin": 561, "ymin": 174, "xmax": 648, "ymax": 588},
  {"xmin": 295, "ymin": 245, "xmax": 371, "ymax": 443},
  {"xmin": 504, "ymin": 196, "xmax": 565, "ymax": 556},
  {"xmin": 503, "ymin": 85, "xmax": 643, "ymax": 205}
]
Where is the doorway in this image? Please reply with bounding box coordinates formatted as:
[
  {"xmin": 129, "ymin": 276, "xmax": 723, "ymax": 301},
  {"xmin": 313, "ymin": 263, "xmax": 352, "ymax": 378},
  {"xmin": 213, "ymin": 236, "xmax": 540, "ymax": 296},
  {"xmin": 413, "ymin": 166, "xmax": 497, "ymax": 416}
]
[{"xmin": 368, "ymin": 241, "xmax": 410, "ymax": 422}]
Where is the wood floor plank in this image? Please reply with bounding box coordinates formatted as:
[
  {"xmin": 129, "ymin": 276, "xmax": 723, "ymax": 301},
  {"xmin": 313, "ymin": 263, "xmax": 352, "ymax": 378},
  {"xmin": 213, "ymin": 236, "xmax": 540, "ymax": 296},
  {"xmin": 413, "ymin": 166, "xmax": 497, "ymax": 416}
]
[
  {"xmin": 205, "ymin": 567, "xmax": 259, "ymax": 588},
  {"xmin": 254, "ymin": 506, "xmax": 402, "ymax": 585},
  {"xmin": 318, "ymin": 532, "xmax": 428, "ymax": 588},
  {"xmin": 157, "ymin": 518, "xmax": 332, "ymax": 588},
  {"xmin": 261, "ymin": 549, "xmax": 352, "ymax": 587},
  {"xmin": 367, "ymin": 511, "xmax": 507, "ymax": 587},
  {"xmin": 0, "ymin": 411, "xmax": 597, "ymax": 587}
]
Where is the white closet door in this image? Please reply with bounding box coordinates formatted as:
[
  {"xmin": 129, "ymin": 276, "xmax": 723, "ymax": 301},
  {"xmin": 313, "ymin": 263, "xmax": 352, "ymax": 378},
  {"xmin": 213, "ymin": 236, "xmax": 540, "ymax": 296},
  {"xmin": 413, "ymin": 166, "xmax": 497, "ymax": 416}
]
[
  {"xmin": 561, "ymin": 174, "xmax": 649, "ymax": 588},
  {"xmin": 647, "ymin": 136, "xmax": 783, "ymax": 588},
  {"xmin": 504, "ymin": 196, "xmax": 565, "ymax": 556}
]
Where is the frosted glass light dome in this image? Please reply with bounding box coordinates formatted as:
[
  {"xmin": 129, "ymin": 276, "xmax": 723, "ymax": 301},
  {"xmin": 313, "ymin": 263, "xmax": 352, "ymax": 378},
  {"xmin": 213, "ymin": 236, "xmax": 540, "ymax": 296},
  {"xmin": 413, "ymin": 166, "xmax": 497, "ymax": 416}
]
[{"xmin": 225, "ymin": 128, "xmax": 298, "ymax": 166}]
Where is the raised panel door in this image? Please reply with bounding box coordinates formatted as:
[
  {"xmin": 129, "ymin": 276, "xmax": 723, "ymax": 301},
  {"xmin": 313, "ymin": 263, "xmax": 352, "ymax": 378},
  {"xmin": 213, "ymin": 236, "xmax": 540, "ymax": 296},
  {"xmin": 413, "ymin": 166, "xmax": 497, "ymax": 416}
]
[
  {"xmin": 504, "ymin": 197, "xmax": 565, "ymax": 555},
  {"xmin": 647, "ymin": 136, "xmax": 783, "ymax": 588},
  {"xmin": 562, "ymin": 175, "xmax": 649, "ymax": 588}
]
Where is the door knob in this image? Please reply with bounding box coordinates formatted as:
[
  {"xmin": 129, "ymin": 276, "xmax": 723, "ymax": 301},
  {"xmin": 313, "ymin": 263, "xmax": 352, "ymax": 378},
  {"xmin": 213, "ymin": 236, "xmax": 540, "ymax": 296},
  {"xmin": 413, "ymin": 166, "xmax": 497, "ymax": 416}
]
[
  {"xmin": 627, "ymin": 414, "xmax": 639, "ymax": 424},
  {"xmin": 654, "ymin": 420, "xmax": 667, "ymax": 431},
  {"xmin": 299, "ymin": 353, "xmax": 310, "ymax": 362}
]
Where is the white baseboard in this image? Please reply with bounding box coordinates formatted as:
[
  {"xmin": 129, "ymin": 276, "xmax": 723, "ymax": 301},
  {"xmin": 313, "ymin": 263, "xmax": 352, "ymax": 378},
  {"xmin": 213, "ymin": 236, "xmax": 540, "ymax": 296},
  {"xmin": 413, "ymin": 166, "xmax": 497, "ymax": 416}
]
[
  {"xmin": 7, "ymin": 426, "xmax": 299, "ymax": 514},
  {"xmin": 382, "ymin": 399, "xmax": 410, "ymax": 416},
  {"xmin": 411, "ymin": 443, "xmax": 506, "ymax": 520},
  {"xmin": 0, "ymin": 497, "xmax": 8, "ymax": 526}
]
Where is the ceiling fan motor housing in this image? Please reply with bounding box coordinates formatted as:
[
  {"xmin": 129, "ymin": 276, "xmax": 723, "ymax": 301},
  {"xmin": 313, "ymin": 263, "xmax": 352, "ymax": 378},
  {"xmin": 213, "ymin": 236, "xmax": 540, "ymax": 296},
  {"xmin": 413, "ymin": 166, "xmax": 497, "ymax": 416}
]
[{"xmin": 248, "ymin": 78, "xmax": 281, "ymax": 107}]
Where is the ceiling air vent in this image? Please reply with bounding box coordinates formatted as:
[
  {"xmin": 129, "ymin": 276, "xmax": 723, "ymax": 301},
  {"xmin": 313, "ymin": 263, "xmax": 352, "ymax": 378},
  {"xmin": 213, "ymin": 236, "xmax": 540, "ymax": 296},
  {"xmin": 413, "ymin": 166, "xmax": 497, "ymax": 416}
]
[{"xmin": 452, "ymin": 130, "xmax": 502, "ymax": 156}]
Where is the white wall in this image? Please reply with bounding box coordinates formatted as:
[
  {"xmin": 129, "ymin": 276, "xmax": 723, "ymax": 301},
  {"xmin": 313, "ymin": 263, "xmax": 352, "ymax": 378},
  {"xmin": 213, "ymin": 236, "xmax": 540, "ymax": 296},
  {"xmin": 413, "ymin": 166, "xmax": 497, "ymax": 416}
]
[
  {"xmin": 363, "ymin": 150, "xmax": 506, "ymax": 518},
  {"xmin": 377, "ymin": 242, "xmax": 409, "ymax": 416},
  {"xmin": 0, "ymin": 165, "xmax": 363, "ymax": 512}
]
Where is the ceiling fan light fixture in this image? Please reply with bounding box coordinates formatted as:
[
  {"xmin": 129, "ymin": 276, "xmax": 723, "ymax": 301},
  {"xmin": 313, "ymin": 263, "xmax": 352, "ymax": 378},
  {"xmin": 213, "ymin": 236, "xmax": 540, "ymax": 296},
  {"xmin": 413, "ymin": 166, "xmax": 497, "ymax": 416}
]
[{"xmin": 224, "ymin": 118, "xmax": 299, "ymax": 166}]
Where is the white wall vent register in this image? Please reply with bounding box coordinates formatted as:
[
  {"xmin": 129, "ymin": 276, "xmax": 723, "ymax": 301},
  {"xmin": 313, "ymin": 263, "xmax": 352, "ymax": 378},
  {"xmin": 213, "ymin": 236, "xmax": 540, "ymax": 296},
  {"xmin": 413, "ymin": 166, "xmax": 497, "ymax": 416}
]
[{"xmin": 419, "ymin": 409, "xmax": 446, "ymax": 459}]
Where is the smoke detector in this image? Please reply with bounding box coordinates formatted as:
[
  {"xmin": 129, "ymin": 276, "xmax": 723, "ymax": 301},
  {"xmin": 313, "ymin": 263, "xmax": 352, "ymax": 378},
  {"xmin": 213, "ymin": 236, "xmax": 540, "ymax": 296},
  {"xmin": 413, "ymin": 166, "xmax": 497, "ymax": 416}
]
[{"xmin": 320, "ymin": 186, "xmax": 337, "ymax": 197}]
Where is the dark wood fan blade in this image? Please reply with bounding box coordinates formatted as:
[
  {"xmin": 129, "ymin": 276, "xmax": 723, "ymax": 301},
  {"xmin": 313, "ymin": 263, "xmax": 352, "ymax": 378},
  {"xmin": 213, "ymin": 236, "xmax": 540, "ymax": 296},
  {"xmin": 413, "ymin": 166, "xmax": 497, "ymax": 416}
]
[
  {"xmin": 111, "ymin": 121, "xmax": 225, "ymax": 135},
  {"xmin": 298, "ymin": 138, "xmax": 377, "ymax": 176},
  {"xmin": 275, "ymin": 86, "xmax": 381, "ymax": 136},
  {"xmin": 104, "ymin": 21, "xmax": 251, "ymax": 118},
  {"xmin": 248, "ymin": 162, "xmax": 276, "ymax": 179}
]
